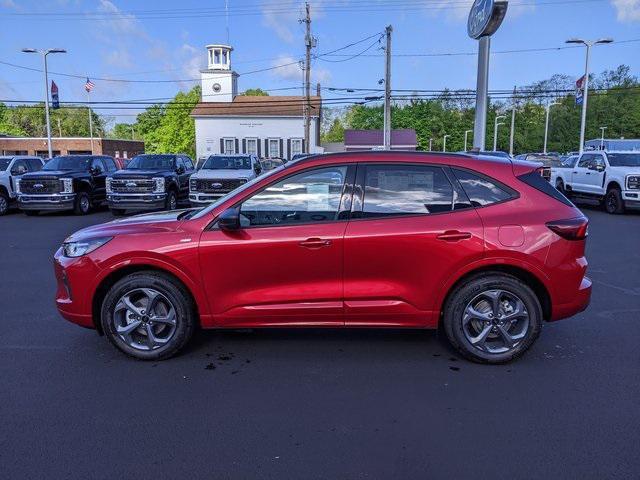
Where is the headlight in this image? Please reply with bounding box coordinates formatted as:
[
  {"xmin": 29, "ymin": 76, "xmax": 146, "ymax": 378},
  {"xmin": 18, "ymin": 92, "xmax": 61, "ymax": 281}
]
[
  {"xmin": 239, "ymin": 178, "xmax": 248, "ymax": 184},
  {"xmin": 106, "ymin": 177, "xmax": 113, "ymax": 193},
  {"xmin": 62, "ymin": 236, "xmax": 112, "ymax": 258},
  {"xmin": 190, "ymin": 178, "xmax": 197, "ymax": 191},
  {"xmin": 153, "ymin": 177, "xmax": 165, "ymax": 193},
  {"xmin": 15, "ymin": 178, "xmax": 21, "ymax": 194},
  {"xmin": 61, "ymin": 178, "xmax": 73, "ymax": 193},
  {"xmin": 627, "ymin": 175, "xmax": 640, "ymax": 190}
]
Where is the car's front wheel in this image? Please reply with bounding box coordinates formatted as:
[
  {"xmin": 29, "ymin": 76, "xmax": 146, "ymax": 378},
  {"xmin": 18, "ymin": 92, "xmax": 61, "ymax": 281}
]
[
  {"xmin": 605, "ymin": 187, "xmax": 625, "ymax": 214},
  {"xmin": 100, "ymin": 271, "xmax": 196, "ymax": 360},
  {"xmin": 0, "ymin": 192, "xmax": 9, "ymax": 215},
  {"xmin": 74, "ymin": 192, "xmax": 91, "ymax": 215},
  {"xmin": 443, "ymin": 273, "xmax": 542, "ymax": 364}
]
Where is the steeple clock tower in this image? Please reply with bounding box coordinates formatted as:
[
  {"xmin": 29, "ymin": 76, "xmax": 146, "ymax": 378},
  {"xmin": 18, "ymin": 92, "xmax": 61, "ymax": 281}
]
[{"xmin": 200, "ymin": 44, "xmax": 238, "ymax": 103}]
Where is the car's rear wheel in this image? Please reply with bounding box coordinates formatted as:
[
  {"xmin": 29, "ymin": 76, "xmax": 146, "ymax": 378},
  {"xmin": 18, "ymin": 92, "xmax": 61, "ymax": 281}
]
[
  {"xmin": 74, "ymin": 192, "xmax": 91, "ymax": 215},
  {"xmin": 0, "ymin": 193, "xmax": 9, "ymax": 215},
  {"xmin": 443, "ymin": 273, "xmax": 542, "ymax": 364},
  {"xmin": 101, "ymin": 272, "xmax": 196, "ymax": 360},
  {"xmin": 605, "ymin": 187, "xmax": 625, "ymax": 214}
]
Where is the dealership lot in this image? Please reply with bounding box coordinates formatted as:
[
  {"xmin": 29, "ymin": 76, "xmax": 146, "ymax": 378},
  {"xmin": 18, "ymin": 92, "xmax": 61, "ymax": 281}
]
[{"xmin": 1, "ymin": 207, "xmax": 639, "ymax": 479}]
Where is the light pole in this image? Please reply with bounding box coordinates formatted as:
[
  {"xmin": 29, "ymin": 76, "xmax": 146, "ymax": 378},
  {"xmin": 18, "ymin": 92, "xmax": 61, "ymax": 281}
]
[
  {"xmin": 429, "ymin": 138, "xmax": 433, "ymax": 151},
  {"xmin": 543, "ymin": 101, "xmax": 559, "ymax": 154},
  {"xmin": 464, "ymin": 130, "xmax": 473, "ymax": 152},
  {"xmin": 566, "ymin": 38, "xmax": 613, "ymax": 154},
  {"xmin": 493, "ymin": 115, "xmax": 505, "ymax": 151},
  {"xmin": 443, "ymin": 134, "xmax": 450, "ymax": 152},
  {"xmin": 600, "ymin": 126, "xmax": 607, "ymax": 149},
  {"xmin": 22, "ymin": 48, "xmax": 67, "ymax": 159}
]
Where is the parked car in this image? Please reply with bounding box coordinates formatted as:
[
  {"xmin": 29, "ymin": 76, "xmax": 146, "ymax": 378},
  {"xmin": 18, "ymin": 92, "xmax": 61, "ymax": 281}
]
[
  {"xmin": 0, "ymin": 155, "xmax": 44, "ymax": 215},
  {"xmin": 106, "ymin": 154, "xmax": 195, "ymax": 216},
  {"xmin": 189, "ymin": 154, "xmax": 262, "ymax": 206},
  {"xmin": 551, "ymin": 150, "xmax": 640, "ymax": 214},
  {"xmin": 17, "ymin": 155, "xmax": 117, "ymax": 215},
  {"xmin": 260, "ymin": 157, "xmax": 285, "ymax": 172},
  {"xmin": 54, "ymin": 151, "xmax": 591, "ymax": 363},
  {"xmin": 515, "ymin": 153, "xmax": 563, "ymax": 182}
]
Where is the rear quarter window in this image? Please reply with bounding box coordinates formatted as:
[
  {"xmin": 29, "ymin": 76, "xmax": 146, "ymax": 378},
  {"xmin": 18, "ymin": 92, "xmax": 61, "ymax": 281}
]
[
  {"xmin": 518, "ymin": 171, "xmax": 575, "ymax": 207},
  {"xmin": 452, "ymin": 168, "xmax": 516, "ymax": 207}
]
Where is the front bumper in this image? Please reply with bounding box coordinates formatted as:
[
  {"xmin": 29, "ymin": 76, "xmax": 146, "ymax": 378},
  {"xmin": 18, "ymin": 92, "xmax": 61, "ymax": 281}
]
[
  {"xmin": 189, "ymin": 192, "xmax": 227, "ymax": 205},
  {"xmin": 18, "ymin": 193, "xmax": 75, "ymax": 211},
  {"xmin": 107, "ymin": 193, "xmax": 167, "ymax": 210},
  {"xmin": 622, "ymin": 190, "xmax": 640, "ymax": 209}
]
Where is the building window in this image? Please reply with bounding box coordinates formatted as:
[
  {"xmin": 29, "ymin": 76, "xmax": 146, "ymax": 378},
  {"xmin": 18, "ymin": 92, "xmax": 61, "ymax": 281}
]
[
  {"xmin": 291, "ymin": 138, "xmax": 303, "ymax": 157},
  {"xmin": 223, "ymin": 138, "xmax": 236, "ymax": 154},
  {"xmin": 223, "ymin": 50, "xmax": 228, "ymax": 64},
  {"xmin": 246, "ymin": 138, "xmax": 258, "ymax": 156},
  {"xmin": 268, "ymin": 138, "xmax": 280, "ymax": 158},
  {"xmin": 115, "ymin": 150, "xmax": 120, "ymax": 158},
  {"xmin": 123, "ymin": 151, "xmax": 128, "ymax": 159},
  {"xmin": 214, "ymin": 49, "xmax": 221, "ymax": 64}
]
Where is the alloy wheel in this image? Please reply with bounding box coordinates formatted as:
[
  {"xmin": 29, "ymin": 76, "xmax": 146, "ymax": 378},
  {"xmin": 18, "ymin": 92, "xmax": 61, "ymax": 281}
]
[
  {"xmin": 462, "ymin": 289, "xmax": 530, "ymax": 354},
  {"xmin": 113, "ymin": 288, "xmax": 178, "ymax": 351},
  {"xmin": 0, "ymin": 196, "xmax": 8, "ymax": 215},
  {"xmin": 80, "ymin": 195, "xmax": 90, "ymax": 213}
]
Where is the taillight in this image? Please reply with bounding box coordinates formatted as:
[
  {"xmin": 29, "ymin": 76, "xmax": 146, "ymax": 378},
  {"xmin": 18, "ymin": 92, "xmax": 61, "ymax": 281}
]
[{"xmin": 546, "ymin": 217, "xmax": 589, "ymax": 241}]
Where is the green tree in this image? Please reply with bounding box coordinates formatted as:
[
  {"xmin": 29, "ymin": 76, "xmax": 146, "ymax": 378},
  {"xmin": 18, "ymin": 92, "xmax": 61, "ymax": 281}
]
[
  {"xmin": 243, "ymin": 88, "xmax": 269, "ymax": 96},
  {"xmin": 321, "ymin": 118, "xmax": 345, "ymax": 142},
  {"xmin": 110, "ymin": 123, "xmax": 136, "ymax": 140}
]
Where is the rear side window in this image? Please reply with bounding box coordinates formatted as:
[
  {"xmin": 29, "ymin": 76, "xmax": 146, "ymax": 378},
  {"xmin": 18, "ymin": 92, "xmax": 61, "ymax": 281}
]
[
  {"xmin": 518, "ymin": 172, "xmax": 575, "ymax": 207},
  {"xmin": 361, "ymin": 164, "xmax": 453, "ymax": 217},
  {"xmin": 452, "ymin": 168, "xmax": 515, "ymax": 207}
]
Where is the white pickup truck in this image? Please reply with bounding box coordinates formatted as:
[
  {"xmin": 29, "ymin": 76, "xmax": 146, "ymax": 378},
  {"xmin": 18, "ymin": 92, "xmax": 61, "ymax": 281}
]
[
  {"xmin": 0, "ymin": 155, "xmax": 45, "ymax": 215},
  {"xmin": 551, "ymin": 150, "xmax": 640, "ymax": 214}
]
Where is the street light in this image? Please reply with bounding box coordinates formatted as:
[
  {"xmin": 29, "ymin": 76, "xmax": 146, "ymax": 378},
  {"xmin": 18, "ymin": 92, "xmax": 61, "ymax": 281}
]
[
  {"xmin": 493, "ymin": 115, "xmax": 506, "ymax": 151},
  {"xmin": 543, "ymin": 101, "xmax": 560, "ymax": 154},
  {"xmin": 464, "ymin": 129, "xmax": 473, "ymax": 152},
  {"xmin": 442, "ymin": 134, "xmax": 450, "ymax": 152},
  {"xmin": 429, "ymin": 138, "xmax": 433, "ymax": 151},
  {"xmin": 21, "ymin": 48, "xmax": 67, "ymax": 159},
  {"xmin": 566, "ymin": 37, "xmax": 613, "ymax": 154},
  {"xmin": 600, "ymin": 126, "xmax": 608, "ymax": 149}
]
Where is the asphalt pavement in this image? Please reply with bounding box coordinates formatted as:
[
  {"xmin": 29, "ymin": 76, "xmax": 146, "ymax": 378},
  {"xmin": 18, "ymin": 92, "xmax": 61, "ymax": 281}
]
[{"xmin": 1, "ymin": 205, "xmax": 639, "ymax": 479}]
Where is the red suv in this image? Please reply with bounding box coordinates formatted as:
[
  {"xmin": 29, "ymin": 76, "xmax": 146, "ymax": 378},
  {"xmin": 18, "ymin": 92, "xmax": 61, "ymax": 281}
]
[{"xmin": 54, "ymin": 152, "xmax": 591, "ymax": 363}]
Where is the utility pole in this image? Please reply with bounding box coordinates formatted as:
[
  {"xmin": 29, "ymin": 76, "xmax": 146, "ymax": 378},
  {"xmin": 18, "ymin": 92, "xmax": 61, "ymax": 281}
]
[
  {"xmin": 509, "ymin": 86, "xmax": 516, "ymax": 156},
  {"xmin": 543, "ymin": 101, "xmax": 559, "ymax": 154},
  {"xmin": 303, "ymin": 2, "xmax": 312, "ymax": 154},
  {"xmin": 464, "ymin": 130, "xmax": 473, "ymax": 152},
  {"xmin": 600, "ymin": 126, "xmax": 607, "ymax": 149},
  {"xmin": 493, "ymin": 115, "xmax": 505, "ymax": 151},
  {"xmin": 383, "ymin": 25, "xmax": 392, "ymax": 150},
  {"xmin": 443, "ymin": 134, "xmax": 450, "ymax": 152},
  {"xmin": 429, "ymin": 138, "xmax": 433, "ymax": 151}
]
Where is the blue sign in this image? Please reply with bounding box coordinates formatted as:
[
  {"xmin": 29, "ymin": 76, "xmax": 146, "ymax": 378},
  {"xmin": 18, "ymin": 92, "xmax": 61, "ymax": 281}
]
[{"xmin": 468, "ymin": 0, "xmax": 494, "ymax": 39}]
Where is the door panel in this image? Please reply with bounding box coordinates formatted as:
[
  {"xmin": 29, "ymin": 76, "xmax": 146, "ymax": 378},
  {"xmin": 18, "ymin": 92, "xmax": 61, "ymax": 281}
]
[{"xmin": 343, "ymin": 209, "xmax": 484, "ymax": 327}]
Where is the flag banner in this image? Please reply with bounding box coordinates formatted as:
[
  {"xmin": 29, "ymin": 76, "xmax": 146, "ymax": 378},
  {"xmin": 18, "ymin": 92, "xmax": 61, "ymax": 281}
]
[
  {"xmin": 575, "ymin": 75, "xmax": 585, "ymax": 106},
  {"xmin": 85, "ymin": 77, "xmax": 95, "ymax": 93},
  {"xmin": 51, "ymin": 81, "xmax": 59, "ymax": 109}
]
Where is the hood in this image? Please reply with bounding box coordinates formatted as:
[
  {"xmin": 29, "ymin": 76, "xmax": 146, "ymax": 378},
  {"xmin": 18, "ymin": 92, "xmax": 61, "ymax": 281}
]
[
  {"xmin": 112, "ymin": 169, "xmax": 173, "ymax": 178},
  {"xmin": 192, "ymin": 169, "xmax": 253, "ymax": 180},
  {"xmin": 65, "ymin": 209, "xmax": 192, "ymax": 242},
  {"xmin": 22, "ymin": 170, "xmax": 87, "ymax": 179}
]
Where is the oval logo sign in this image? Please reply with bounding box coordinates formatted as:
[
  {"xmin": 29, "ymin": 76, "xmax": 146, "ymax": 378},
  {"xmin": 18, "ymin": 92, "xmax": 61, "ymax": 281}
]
[
  {"xmin": 468, "ymin": 0, "xmax": 494, "ymax": 39},
  {"xmin": 211, "ymin": 182, "xmax": 223, "ymax": 189}
]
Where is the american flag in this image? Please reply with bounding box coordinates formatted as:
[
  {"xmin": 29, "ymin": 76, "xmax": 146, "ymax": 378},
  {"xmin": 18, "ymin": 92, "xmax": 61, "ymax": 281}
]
[{"xmin": 84, "ymin": 77, "xmax": 95, "ymax": 93}]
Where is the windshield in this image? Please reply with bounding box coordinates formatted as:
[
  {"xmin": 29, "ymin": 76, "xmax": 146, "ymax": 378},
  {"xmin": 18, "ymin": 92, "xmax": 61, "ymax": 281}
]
[
  {"xmin": 43, "ymin": 156, "xmax": 91, "ymax": 171},
  {"xmin": 0, "ymin": 158, "xmax": 11, "ymax": 171},
  {"xmin": 607, "ymin": 153, "xmax": 640, "ymax": 167},
  {"xmin": 127, "ymin": 155, "xmax": 175, "ymax": 170},
  {"xmin": 203, "ymin": 156, "xmax": 251, "ymax": 170},
  {"xmin": 190, "ymin": 165, "xmax": 286, "ymax": 220}
]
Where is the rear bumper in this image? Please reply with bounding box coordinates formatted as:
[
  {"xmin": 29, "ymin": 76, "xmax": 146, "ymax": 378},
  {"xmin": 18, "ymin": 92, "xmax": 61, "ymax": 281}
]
[
  {"xmin": 550, "ymin": 276, "xmax": 592, "ymax": 321},
  {"xmin": 18, "ymin": 193, "xmax": 75, "ymax": 211},
  {"xmin": 107, "ymin": 193, "xmax": 166, "ymax": 210}
]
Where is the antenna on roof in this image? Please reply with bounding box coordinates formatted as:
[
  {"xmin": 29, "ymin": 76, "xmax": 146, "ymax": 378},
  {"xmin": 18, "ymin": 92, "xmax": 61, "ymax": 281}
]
[{"xmin": 225, "ymin": 0, "xmax": 230, "ymax": 44}]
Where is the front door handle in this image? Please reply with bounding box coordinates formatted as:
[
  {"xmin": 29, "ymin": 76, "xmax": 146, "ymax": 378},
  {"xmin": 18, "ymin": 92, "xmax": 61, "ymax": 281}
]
[
  {"xmin": 299, "ymin": 238, "xmax": 332, "ymax": 249},
  {"xmin": 436, "ymin": 230, "xmax": 472, "ymax": 242}
]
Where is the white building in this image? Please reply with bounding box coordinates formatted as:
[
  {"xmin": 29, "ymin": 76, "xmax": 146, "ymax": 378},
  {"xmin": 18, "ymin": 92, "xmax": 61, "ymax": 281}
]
[{"xmin": 191, "ymin": 44, "xmax": 322, "ymax": 161}]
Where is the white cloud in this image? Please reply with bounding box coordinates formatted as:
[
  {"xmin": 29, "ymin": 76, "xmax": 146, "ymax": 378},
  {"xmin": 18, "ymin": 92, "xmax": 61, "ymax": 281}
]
[
  {"xmin": 611, "ymin": 0, "xmax": 640, "ymax": 21},
  {"xmin": 427, "ymin": 0, "xmax": 534, "ymax": 21},
  {"xmin": 261, "ymin": 0, "xmax": 301, "ymax": 43},
  {"xmin": 269, "ymin": 55, "xmax": 331, "ymax": 84}
]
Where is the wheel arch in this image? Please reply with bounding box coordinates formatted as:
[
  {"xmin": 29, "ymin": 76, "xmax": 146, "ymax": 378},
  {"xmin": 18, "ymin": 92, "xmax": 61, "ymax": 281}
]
[
  {"xmin": 606, "ymin": 180, "xmax": 622, "ymax": 192},
  {"xmin": 91, "ymin": 263, "xmax": 201, "ymax": 335},
  {"xmin": 0, "ymin": 184, "xmax": 9, "ymax": 196},
  {"xmin": 438, "ymin": 264, "xmax": 552, "ymax": 326}
]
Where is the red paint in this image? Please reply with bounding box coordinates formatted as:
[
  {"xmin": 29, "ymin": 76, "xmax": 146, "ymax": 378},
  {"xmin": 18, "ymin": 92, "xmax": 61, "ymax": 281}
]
[{"xmin": 54, "ymin": 152, "xmax": 591, "ymax": 332}]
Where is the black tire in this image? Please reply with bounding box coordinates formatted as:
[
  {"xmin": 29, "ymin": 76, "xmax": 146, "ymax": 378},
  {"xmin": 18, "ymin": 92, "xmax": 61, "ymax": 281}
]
[
  {"xmin": 0, "ymin": 192, "xmax": 9, "ymax": 215},
  {"xmin": 555, "ymin": 179, "xmax": 566, "ymax": 195},
  {"xmin": 443, "ymin": 273, "xmax": 543, "ymax": 364},
  {"xmin": 100, "ymin": 271, "xmax": 196, "ymax": 360},
  {"xmin": 74, "ymin": 191, "xmax": 91, "ymax": 215},
  {"xmin": 165, "ymin": 189, "xmax": 177, "ymax": 211},
  {"xmin": 110, "ymin": 208, "xmax": 126, "ymax": 217},
  {"xmin": 604, "ymin": 187, "xmax": 625, "ymax": 214},
  {"xmin": 23, "ymin": 210, "xmax": 39, "ymax": 216}
]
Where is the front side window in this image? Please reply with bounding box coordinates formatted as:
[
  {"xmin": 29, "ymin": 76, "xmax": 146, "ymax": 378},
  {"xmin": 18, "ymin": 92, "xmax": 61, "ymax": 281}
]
[
  {"xmin": 246, "ymin": 138, "xmax": 258, "ymax": 156},
  {"xmin": 578, "ymin": 155, "xmax": 595, "ymax": 169},
  {"xmin": 90, "ymin": 158, "xmax": 105, "ymax": 173},
  {"xmin": 269, "ymin": 139, "xmax": 280, "ymax": 158},
  {"xmin": 223, "ymin": 138, "xmax": 235, "ymax": 154},
  {"xmin": 361, "ymin": 164, "xmax": 453, "ymax": 217},
  {"xmin": 452, "ymin": 168, "xmax": 515, "ymax": 207},
  {"xmin": 11, "ymin": 160, "xmax": 28, "ymax": 175},
  {"xmin": 240, "ymin": 166, "xmax": 348, "ymax": 227}
]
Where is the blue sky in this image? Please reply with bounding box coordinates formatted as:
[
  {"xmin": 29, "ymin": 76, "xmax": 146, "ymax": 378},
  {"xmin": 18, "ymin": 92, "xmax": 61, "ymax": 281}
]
[{"xmin": 0, "ymin": 0, "xmax": 639, "ymax": 124}]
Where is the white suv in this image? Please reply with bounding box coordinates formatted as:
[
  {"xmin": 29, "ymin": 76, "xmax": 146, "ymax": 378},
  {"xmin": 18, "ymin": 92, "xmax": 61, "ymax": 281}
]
[
  {"xmin": 189, "ymin": 154, "xmax": 262, "ymax": 206},
  {"xmin": 551, "ymin": 150, "xmax": 640, "ymax": 214},
  {"xmin": 0, "ymin": 155, "xmax": 45, "ymax": 215}
]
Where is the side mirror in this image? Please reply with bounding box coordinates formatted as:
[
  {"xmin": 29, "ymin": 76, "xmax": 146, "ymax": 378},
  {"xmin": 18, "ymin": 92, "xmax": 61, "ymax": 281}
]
[
  {"xmin": 90, "ymin": 166, "xmax": 102, "ymax": 176},
  {"xmin": 176, "ymin": 166, "xmax": 185, "ymax": 175},
  {"xmin": 596, "ymin": 164, "xmax": 605, "ymax": 172},
  {"xmin": 217, "ymin": 207, "xmax": 241, "ymax": 231}
]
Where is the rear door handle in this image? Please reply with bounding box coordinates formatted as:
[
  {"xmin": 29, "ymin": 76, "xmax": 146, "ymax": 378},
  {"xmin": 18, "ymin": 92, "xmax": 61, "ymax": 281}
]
[
  {"xmin": 299, "ymin": 238, "xmax": 332, "ymax": 249},
  {"xmin": 436, "ymin": 230, "xmax": 472, "ymax": 242}
]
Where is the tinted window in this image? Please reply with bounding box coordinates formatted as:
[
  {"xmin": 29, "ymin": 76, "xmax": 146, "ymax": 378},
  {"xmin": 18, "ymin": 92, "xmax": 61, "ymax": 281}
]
[
  {"xmin": 27, "ymin": 159, "xmax": 43, "ymax": 171},
  {"xmin": 607, "ymin": 153, "xmax": 640, "ymax": 167},
  {"xmin": 452, "ymin": 168, "xmax": 514, "ymax": 207},
  {"xmin": 127, "ymin": 155, "xmax": 175, "ymax": 170},
  {"xmin": 0, "ymin": 158, "xmax": 12, "ymax": 170},
  {"xmin": 103, "ymin": 158, "xmax": 117, "ymax": 172},
  {"xmin": 361, "ymin": 165, "xmax": 453, "ymax": 217},
  {"xmin": 43, "ymin": 156, "xmax": 91, "ymax": 171},
  {"xmin": 176, "ymin": 157, "xmax": 185, "ymax": 170},
  {"xmin": 240, "ymin": 166, "xmax": 348, "ymax": 227},
  {"xmin": 11, "ymin": 160, "xmax": 28, "ymax": 175},
  {"xmin": 91, "ymin": 158, "xmax": 106, "ymax": 173},
  {"xmin": 182, "ymin": 157, "xmax": 194, "ymax": 170},
  {"xmin": 204, "ymin": 155, "xmax": 251, "ymax": 170},
  {"xmin": 518, "ymin": 172, "xmax": 574, "ymax": 207},
  {"xmin": 578, "ymin": 155, "xmax": 595, "ymax": 168}
]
